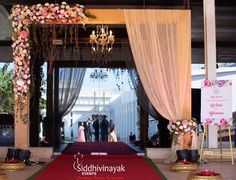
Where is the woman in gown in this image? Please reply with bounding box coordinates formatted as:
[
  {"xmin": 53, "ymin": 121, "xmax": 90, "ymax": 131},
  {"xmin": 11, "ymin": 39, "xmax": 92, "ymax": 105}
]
[
  {"xmin": 108, "ymin": 123, "xmax": 117, "ymax": 142},
  {"xmin": 78, "ymin": 122, "xmax": 86, "ymax": 142}
]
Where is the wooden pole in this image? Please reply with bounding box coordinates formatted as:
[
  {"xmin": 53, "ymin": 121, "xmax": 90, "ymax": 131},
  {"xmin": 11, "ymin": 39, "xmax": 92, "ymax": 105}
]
[{"xmin": 139, "ymin": 105, "xmax": 148, "ymax": 149}]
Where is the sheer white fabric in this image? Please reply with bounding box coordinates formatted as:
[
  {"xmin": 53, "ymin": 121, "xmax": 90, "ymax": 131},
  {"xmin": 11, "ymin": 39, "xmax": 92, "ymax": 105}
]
[
  {"xmin": 124, "ymin": 10, "xmax": 191, "ymax": 122},
  {"xmin": 59, "ymin": 68, "xmax": 86, "ymax": 118}
]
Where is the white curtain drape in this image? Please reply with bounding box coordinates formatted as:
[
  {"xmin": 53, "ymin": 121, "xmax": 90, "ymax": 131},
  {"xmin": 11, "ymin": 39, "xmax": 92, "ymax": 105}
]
[
  {"xmin": 124, "ymin": 9, "xmax": 191, "ymax": 122},
  {"xmin": 59, "ymin": 68, "xmax": 86, "ymax": 118}
]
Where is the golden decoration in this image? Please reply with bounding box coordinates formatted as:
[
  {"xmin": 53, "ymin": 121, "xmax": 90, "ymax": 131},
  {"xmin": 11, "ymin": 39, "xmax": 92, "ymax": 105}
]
[
  {"xmin": 170, "ymin": 162, "xmax": 198, "ymax": 172},
  {"xmin": 0, "ymin": 162, "xmax": 26, "ymax": 171},
  {"xmin": 0, "ymin": 173, "xmax": 7, "ymax": 180}
]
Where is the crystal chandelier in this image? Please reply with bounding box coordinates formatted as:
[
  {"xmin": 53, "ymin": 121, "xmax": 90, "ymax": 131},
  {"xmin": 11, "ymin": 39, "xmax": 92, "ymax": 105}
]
[
  {"xmin": 90, "ymin": 69, "xmax": 108, "ymax": 81},
  {"xmin": 89, "ymin": 25, "xmax": 115, "ymax": 54}
]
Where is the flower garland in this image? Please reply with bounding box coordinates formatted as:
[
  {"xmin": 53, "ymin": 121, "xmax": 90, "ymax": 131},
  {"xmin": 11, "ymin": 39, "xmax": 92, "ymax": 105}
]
[
  {"xmin": 168, "ymin": 119, "xmax": 197, "ymax": 145},
  {"xmin": 202, "ymin": 79, "xmax": 232, "ymax": 88},
  {"xmin": 9, "ymin": 2, "xmax": 88, "ymax": 101}
]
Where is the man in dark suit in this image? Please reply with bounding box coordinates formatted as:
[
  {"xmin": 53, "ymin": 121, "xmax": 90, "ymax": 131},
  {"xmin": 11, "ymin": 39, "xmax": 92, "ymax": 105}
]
[
  {"xmin": 92, "ymin": 114, "xmax": 100, "ymax": 142},
  {"xmin": 100, "ymin": 115, "xmax": 110, "ymax": 142}
]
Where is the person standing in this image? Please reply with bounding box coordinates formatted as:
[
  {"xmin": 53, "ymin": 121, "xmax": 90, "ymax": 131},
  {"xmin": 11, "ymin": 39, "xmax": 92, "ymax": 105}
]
[
  {"xmin": 78, "ymin": 122, "xmax": 86, "ymax": 142},
  {"xmin": 108, "ymin": 123, "xmax": 117, "ymax": 142},
  {"xmin": 86, "ymin": 118, "xmax": 92, "ymax": 142},
  {"xmin": 92, "ymin": 115, "xmax": 100, "ymax": 142},
  {"xmin": 100, "ymin": 115, "xmax": 110, "ymax": 142}
]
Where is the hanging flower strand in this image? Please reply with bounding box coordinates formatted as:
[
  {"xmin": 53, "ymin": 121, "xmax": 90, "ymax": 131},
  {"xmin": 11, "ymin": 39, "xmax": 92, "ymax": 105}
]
[{"xmin": 9, "ymin": 2, "xmax": 88, "ymax": 101}]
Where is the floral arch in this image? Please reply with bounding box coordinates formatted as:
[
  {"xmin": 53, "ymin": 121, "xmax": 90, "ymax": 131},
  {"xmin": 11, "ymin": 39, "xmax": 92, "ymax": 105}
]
[{"xmin": 10, "ymin": 2, "xmax": 88, "ymax": 101}]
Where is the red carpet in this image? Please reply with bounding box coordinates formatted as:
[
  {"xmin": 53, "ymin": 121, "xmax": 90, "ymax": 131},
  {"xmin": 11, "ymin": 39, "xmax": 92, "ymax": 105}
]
[
  {"xmin": 34, "ymin": 155, "xmax": 165, "ymax": 180},
  {"xmin": 62, "ymin": 142, "xmax": 136, "ymax": 155}
]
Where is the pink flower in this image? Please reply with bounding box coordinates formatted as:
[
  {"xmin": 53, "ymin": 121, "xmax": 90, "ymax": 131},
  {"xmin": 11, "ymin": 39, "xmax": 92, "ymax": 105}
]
[
  {"xmin": 204, "ymin": 118, "xmax": 213, "ymax": 125},
  {"xmin": 182, "ymin": 120, "xmax": 189, "ymax": 126},
  {"xmin": 220, "ymin": 118, "xmax": 229, "ymax": 125},
  {"xmin": 42, "ymin": 7, "xmax": 48, "ymax": 17},
  {"xmin": 217, "ymin": 80, "xmax": 225, "ymax": 87},
  {"xmin": 16, "ymin": 78, "xmax": 25, "ymax": 86},
  {"xmin": 204, "ymin": 80, "xmax": 211, "ymax": 87},
  {"xmin": 19, "ymin": 30, "xmax": 29, "ymax": 39}
]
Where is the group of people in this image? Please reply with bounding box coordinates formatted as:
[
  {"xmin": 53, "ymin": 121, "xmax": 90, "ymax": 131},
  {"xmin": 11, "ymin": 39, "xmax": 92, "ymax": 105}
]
[{"xmin": 77, "ymin": 114, "xmax": 117, "ymax": 143}]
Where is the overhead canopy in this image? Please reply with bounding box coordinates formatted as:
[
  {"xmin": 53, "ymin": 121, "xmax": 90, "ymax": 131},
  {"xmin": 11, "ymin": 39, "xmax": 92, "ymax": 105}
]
[{"xmin": 0, "ymin": 1, "xmax": 236, "ymax": 63}]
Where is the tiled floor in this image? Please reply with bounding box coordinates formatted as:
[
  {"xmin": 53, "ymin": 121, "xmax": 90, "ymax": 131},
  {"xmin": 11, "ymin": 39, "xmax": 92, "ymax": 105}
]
[{"xmin": 154, "ymin": 159, "xmax": 236, "ymax": 180}]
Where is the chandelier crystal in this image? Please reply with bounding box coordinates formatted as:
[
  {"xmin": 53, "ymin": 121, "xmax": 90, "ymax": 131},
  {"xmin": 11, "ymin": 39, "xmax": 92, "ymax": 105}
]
[
  {"xmin": 90, "ymin": 69, "xmax": 108, "ymax": 81},
  {"xmin": 89, "ymin": 25, "xmax": 115, "ymax": 54}
]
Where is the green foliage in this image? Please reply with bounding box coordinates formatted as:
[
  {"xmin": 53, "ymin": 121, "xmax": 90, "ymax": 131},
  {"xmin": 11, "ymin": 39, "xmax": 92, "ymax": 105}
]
[
  {"xmin": 39, "ymin": 64, "xmax": 46, "ymax": 111},
  {"xmin": 0, "ymin": 63, "xmax": 14, "ymax": 113},
  {"xmin": 39, "ymin": 97, "xmax": 46, "ymax": 110},
  {"xmin": 84, "ymin": 10, "xmax": 96, "ymax": 19}
]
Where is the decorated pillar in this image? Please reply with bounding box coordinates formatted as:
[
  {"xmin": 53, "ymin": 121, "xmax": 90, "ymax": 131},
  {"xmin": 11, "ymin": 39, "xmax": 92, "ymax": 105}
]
[
  {"xmin": 203, "ymin": 0, "xmax": 218, "ymax": 148},
  {"xmin": 14, "ymin": 97, "xmax": 30, "ymax": 148}
]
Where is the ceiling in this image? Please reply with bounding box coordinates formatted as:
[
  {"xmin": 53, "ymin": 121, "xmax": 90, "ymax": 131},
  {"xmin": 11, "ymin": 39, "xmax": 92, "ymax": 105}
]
[{"xmin": 0, "ymin": 0, "xmax": 236, "ymax": 64}]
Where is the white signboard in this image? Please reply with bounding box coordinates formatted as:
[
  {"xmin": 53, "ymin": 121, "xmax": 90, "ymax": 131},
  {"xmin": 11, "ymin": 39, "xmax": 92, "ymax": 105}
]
[{"xmin": 201, "ymin": 80, "xmax": 232, "ymax": 125}]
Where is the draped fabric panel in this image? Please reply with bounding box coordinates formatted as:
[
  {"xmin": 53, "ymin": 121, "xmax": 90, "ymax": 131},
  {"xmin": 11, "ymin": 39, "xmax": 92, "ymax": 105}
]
[
  {"xmin": 122, "ymin": 41, "xmax": 160, "ymax": 119},
  {"xmin": 58, "ymin": 68, "xmax": 86, "ymax": 118},
  {"xmin": 124, "ymin": 10, "xmax": 191, "ymax": 122}
]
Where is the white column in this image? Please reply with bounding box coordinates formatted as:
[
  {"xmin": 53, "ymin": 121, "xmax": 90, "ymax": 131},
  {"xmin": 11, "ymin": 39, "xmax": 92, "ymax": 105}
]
[{"xmin": 203, "ymin": 0, "xmax": 218, "ymax": 148}]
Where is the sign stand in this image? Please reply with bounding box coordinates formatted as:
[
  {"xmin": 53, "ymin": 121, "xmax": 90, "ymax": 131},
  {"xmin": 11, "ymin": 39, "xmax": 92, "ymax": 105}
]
[{"xmin": 199, "ymin": 125, "xmax": 234, "ymax": 165}]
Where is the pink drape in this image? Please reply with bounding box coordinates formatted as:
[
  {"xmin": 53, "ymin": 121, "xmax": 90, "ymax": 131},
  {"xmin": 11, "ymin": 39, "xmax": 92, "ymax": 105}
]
[{"xmin": 124, "ymin": 10, "xmax": 191, "ymax": 122}]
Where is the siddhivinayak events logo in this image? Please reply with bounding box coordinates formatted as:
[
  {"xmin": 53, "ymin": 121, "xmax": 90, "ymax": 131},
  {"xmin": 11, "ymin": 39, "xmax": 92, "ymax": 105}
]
[{"xmin": 73, "ymin": 153, "xmax": 126, "ymax": 176}]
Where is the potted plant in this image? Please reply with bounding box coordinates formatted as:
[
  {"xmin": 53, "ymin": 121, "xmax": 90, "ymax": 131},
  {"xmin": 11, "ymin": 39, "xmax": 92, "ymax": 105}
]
[{"xmin": 168, "ymin": 118, "xmax": 198, "ymax": 162}]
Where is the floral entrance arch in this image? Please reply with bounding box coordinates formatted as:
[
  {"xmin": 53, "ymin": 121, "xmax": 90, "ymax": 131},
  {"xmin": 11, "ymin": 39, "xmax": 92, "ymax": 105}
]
[{"xmin": 10, "ymin": 2, "xmax": 88, "ymax": 101}]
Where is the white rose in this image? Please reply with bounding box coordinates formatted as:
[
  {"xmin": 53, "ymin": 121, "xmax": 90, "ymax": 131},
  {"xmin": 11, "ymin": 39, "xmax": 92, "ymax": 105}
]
[
  {"xmin": 176, "ymin": 121, "xmax": 180, "ymax": 125},
  {"xmin": 179, "ymin": 126, "xmax": 183, "ymax": 130}
]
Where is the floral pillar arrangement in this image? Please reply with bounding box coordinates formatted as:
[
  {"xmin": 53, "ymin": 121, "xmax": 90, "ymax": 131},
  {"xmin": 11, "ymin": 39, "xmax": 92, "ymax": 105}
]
[
  {"xmin": 9, "ymin": 2, "xmax": 88, "ymax": 103},
  {"xmin": 9, "ymin": 2, "xmax": 90, "ymax": 148},
  {"xmin": 168, "ymin": 119, "xmax": 197, "ymax": 149},
  {"xmin": 9, "ymin": 2, "xmax": 89, "ymax": 126}
]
